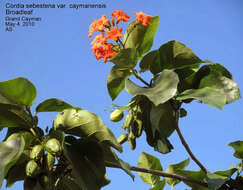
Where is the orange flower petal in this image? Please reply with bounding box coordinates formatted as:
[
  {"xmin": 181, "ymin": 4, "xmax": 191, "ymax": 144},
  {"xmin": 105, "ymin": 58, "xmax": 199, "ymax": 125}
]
[
  {"xmin": 105, "ymin": 27, "xmax": 123, "ymax": 41},
  {"xmin": 135, "ymin": 11, "xmax": 151, "ymax": 26},
  {"xmin": 112, "ymin": 9, "xmax": 130, "ymax": 24}
]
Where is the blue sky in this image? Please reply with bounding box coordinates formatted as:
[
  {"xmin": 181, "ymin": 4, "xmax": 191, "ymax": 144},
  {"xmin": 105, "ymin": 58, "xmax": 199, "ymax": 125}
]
[{"xmin": 0, "ymin": 0, "xmax": 243, "ymax": 189}]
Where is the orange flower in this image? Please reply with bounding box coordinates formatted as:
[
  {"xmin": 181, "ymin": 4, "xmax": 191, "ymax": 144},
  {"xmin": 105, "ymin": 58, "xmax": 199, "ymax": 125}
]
[
  {"xmin": 105, "ymin": 27, "xmax": 123, "ymax": 41},
  {"xmin": 92, "ymin": 43, "xmax": 117, "ymax": 63},
  {"xmin": 135, "ymin": 11, "xmax": 151, "ymax": 26},
  {"xmin": 91, "ymin": 33, "xmax": 107, "ymax": 48},
  {"xmin": 112, "ymin": 9, "xmax": 130, "ymax": 24},
  {"xmin": 88, "ymin": 15, "xmax": 109, "ymax": 38}
]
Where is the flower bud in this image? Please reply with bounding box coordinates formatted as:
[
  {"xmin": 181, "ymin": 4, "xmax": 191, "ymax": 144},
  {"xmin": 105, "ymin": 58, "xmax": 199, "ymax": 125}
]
[{"xmin": 110, "ymin": 109, "xmax": 124, "ymax": 122}]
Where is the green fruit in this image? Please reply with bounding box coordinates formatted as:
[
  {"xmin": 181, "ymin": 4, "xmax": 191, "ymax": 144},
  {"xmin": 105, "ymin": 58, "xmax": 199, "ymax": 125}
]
[
  {"xmin": 110, "ymin": 109, "xmax": 124, "ymax": 122},
  {"xmin": 45, "ymin": 153, "xmax": 55, "ymax": 171},
  {"xmin": 30, "ymin": 145, "xmax": 44, "ymax": 160},
  {"xmin": 122, "ymin": 113, "xmax": 133, "ymax": 129},
  {"xmin": 117, "ymin": 133, "xmax": 128, "ymax": 145},
  {"xmin": 45, "ymin": 138, "xmax": 62, "ymax": 155},
  {"xmin": 26, "ymin": 160, "xmax": 40, "ymax": 177}
]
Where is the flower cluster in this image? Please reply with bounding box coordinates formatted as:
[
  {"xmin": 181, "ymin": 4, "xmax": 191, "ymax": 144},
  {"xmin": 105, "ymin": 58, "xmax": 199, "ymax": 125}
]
[{"xmin": 88, "ymin": 10, "xmax": 151, "ymax": 63}]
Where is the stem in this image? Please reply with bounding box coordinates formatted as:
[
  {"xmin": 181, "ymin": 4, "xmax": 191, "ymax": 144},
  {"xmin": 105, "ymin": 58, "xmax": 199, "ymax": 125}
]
[
  {"xmin": 174, "ymin": 110, "xmax": 208, "ymax": 173},
  {"xmin": 117, "ymin": 38, "xmax": 125, "ymax": 49},
  {"xmin": 106, "ymin": 164, "xmax": 208, "ymax": 187},
  {"xmin": 132, "ymin": 69, "xmax": 151, "ymax": 87}
]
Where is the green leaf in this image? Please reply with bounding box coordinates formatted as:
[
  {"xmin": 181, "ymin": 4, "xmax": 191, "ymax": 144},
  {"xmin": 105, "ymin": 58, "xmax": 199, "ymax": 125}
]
[
  {"xmin": 151, "ymin": 40, "xmax": 203, "ymax": 75},
  {"xmin": 107, "ymin": 65, "xmax": 131, "ymax": 100},
  {"xmin": 35, "ymin": 98, "xmax": 72, "ymax": 113},
  {"xmin": 0, "ymin": 133, "xmax": 25, "ymax": 188},
  {"xmin": 228, "ymin": 141, "xmax": 243, "ymax": 159},
  {"xmin": 6, "ymin": 161, "xmax": 26, "ymax": 187},
  {"xmin": 54, "ymin": 108, "xmax": 122, "ymax": 152},
  {"xmin": 123, "ymin": 16, "xmax": 159, "ymax": 57},
  {"xmin": 0, "ymin": 104, "xmax": 33, "ymax": 128},
  {"xmin": 109, "ymin": 48, "xmax": 138, "ymax": 69},
  {"xmin": 193, "ymin": 64, "xmax": 233, "ymax": 88},
  {"xmin": 177, "ymin": 170, "xmax": 208, "ymax": 190},
  {"xmin": 138, "ymin": 152, "xmax": 163, "ymax": 186},
  {"xmin": 206, "ymin": 168, "xmax": 236, "ymax": 190},
  {"xmin": 176, "ymin": 87, "xmax": 227, "ymax": 109},
  {"xmin": 63, "ymin": 139, "xmax": 106, "ymax": 190},
  {"xmin": 154, "ymin": 138, "xmax": 173, "ymax": 154},
  {"xmin": 0, "ymin": 77, "xmax": 37, "ymax": 106},
  {"xmin": 125, "ymin": 70, "xmax": 179, "ymax": 106},
  {"xmin": 102, "ymin": 145, "xmax": 134, "ymax": 180},
  {"xmin": 179, "ymin": 108, "xmax": 187, "ymax": 118},
  {"xmin": 150, "ymin": 102, "xmax": 175, "ymax": 138},
  {"xmin": 139, "ymin": 50, "xmax": 160, "ymax": 73},
  {"xmin": 150, "ymin": 180, "xmax": 165, "ymax": 190},
  {"xmin": 57, "ymin": 176, "xmax": 82, "ymax": 190},
  {"xmin": 165, "ymin": 158, "xmax": 190, "ymax": 186},
  {"xmin": 199, "ymin": 74, "xmax": 240, "ymax": 104}
]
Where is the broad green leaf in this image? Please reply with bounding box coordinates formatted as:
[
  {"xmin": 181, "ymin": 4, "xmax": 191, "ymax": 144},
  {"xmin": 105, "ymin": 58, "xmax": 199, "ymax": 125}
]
[
  {"xmin": 6, "ymin": 161, "xmax": 26, "ymax": 187},
  {"xmin": 63, "ymin": 139, "xmax": 105, "ymax": 190},
  {"xmin": 154, "ymin": 138, "xmax": 173, "ymax": 154},
  {"xmin": 176, "ymin": 87, "xmax": 227, "ymax": 109},
  {"xmin": 206, "ymin": 168, "xmax": 237, "ymax": 190},
  {"xmin": 165, "ymin": 158, "xmax": 190, "ymax": 186},
  {"xmin": 199, "ymin": 74, "xmax": 240, "ymax": 104},
  {"xmin": 109, "ymin": 48, "xmax": 138, "ymax": 69},
  {"xmin": 138, "ymin": 152, "xmax": 163, "ymax": 186},
  {"xmin": 0, "ymin": 133, "xmax": 25, "ymax": 187},
  {"xmin": 35, "ymin": 98, "xmax": 72, "ymax": 113},
  {"xmin": 24, "ymin": 178, "xmax": 44, "ymax": 190},
  {"xmin": 139, "ymin": 50, "xmax": 160, "ymax": 73},
  {"xmin": 193, "ymin": 64, "xmax": 233, "ymax": 88},
  {"xmin": 0, "ymin": 77, "xmax": 37, "ymax": 106},
  {"xmin": 54, "ymin": 108, "xmax": 122, "ymax": 152},
  {"xmin": 107, "ymin": 65, "xmax": 131, "ymax": 100},
  {"xmin": 150, "ymin": 180, "xmax": 165, "ymax": 190},
  {"xmin": 125, "ymin": 70, "xmax": 179, "ymax": 106},
  {"xmin": 177, "ymin": 170, "xmax": 208, "ymax": 190},
  {"xmin": 228, "ymin": 141, "xmax": 243, "ymax": 159},
  {"xmin": 123, "ymin": 16, "xmax": 159, "ymax": 57},
  {"xmin": 151, "ymin": 40, "xmax": 203, "ymax": 75},
  {"xmin": 175, "ymin": 68, "xmax": 197, "ymax": 92},
  {"xmin": 102, "ymin": 145, "xmax": 134, "ymax": 180},
  {"xmin": 150, "ymin": 102, "xmax": 175, "ymax": 138},
  {"xmin": 57, "ymin": 176, "xmax": 82, "ymax": 190},
  {"xmin": 0, "ymin": 104, "xmax": 33, "ymax": 128}
]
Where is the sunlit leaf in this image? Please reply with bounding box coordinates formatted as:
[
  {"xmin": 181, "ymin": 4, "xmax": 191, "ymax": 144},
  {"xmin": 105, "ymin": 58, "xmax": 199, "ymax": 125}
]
[
  {"xmin": 125, "ymin": 70, "xmax": 179, "ymax": 106},
  {"xmin": 176, "ymin": 87, "xmax": 226, "ymax": 109},
  {"xmin": 151, "ymin": 40, "xmax": 203, "ymax": 75},
  {"xmin": 165, "ymin": 158, "xmax": 190, "ymax": 186},
  {"xmin": 107, "ymin": 66, "xmax": 131, "ymax": 101},
  {"xmin": 35, "ymin": 98, "xmax": 72, "ymax": 113},
  {"xmin": 138, "ymin": 152, "xmax": 162, "ymax": 186},
  {"xmin": 0, "ymin": 77, "xmax": 36, "ymax": 106},
  {"xmin": 228, "ymin": 141, "xmax": 243, "ymax": 159},
  {"xmin": 0, "ymin": 133, "xmax": 25, "ymax": 187},
  {"xmin": 123, "ymin": 16, "xmax": 159, "ymax": 57},
  {"xmin": 109, "ymin": 48, "xmax": 138, "ymax": 69},
  {"xmin": 54, "ymin": 108, "xmax": 122, "ymax": 152}
]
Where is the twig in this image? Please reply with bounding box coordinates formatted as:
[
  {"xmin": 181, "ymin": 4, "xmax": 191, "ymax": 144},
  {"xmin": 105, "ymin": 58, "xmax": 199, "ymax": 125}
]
[
  {"xmin": 174, "ymin": 109, "xmax": 208, "ymax": 173},
  {"xmin": 106, "ymin": 164, "xmax": 208, "ymax": 187},
  {"xmin": 131, "ymin": 69, "xmax": 151, "ymax": 87}
]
